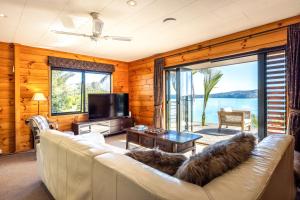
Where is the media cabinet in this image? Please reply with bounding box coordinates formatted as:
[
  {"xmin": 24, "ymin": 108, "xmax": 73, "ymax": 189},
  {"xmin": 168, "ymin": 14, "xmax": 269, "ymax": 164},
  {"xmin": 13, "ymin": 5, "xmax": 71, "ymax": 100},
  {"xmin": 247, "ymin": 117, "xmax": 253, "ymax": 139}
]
[{"xmin": 72, "ymin": 117, "xmax": 133, "ymax": 136}]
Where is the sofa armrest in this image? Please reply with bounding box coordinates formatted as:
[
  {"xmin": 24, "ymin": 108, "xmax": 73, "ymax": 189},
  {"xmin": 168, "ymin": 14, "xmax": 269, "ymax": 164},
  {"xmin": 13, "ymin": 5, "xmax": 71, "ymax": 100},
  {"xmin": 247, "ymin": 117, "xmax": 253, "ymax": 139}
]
[
  {"xmin": 48, "ymin": 121, "xmax": 58, "ymax": 130},
  {"xmin": 203, "ymin": 134, "xmax": 295, "ymax": 200},
  {"xmin": 93, "ymin": 153, "xmax": 210, "ymax": 200}
]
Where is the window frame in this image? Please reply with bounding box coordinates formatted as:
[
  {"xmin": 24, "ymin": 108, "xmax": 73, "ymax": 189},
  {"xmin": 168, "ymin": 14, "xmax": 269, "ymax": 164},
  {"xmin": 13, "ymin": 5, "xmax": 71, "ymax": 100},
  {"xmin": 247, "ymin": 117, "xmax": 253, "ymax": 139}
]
[{"xmin": 50, "ymin": 67, "xmax": 112, "ymax": 116}]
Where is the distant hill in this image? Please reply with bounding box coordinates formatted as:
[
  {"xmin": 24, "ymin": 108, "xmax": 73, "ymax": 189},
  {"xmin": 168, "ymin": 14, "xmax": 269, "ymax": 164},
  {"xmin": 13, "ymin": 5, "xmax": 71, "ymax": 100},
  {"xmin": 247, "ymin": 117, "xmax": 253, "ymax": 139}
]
[{"xmin": 195, "ymin": 89, "xmax": 258, "ymax": 98}]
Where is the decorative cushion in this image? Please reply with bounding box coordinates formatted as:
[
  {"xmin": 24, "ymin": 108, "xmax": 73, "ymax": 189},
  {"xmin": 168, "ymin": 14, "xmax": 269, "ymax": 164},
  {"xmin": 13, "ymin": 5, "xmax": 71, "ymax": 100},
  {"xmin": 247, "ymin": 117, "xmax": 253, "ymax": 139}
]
[
  {"xmin": 29, "ymin": 115, "xmax": 50, "ymax": 135},
  {"xmin": 175, "ymin": 133, "xmax": 256, "ymax": 186},
  {"xmin": 125, "ymin": 148, "xmax": 187, "ymax": 176}
]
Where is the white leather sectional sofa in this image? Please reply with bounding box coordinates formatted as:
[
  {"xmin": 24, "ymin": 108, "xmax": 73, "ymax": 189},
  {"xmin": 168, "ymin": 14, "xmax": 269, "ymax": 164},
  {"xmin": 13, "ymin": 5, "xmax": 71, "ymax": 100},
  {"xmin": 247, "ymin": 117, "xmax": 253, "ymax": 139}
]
[{"xmin": 37, "ymin": 129, "xmax": 295, "ymax": 200}]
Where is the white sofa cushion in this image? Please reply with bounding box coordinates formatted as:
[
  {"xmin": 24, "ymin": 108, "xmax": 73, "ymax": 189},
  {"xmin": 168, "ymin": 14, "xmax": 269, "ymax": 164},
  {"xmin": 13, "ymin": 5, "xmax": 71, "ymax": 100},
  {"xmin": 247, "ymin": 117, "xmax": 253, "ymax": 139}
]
[
  {"xmin": 93, "ymin": 153, "xmax": 210, "ymax": 200},
  {"xmin": 38, "ymin": 130, "xmax": 125, "ymax": 200}
]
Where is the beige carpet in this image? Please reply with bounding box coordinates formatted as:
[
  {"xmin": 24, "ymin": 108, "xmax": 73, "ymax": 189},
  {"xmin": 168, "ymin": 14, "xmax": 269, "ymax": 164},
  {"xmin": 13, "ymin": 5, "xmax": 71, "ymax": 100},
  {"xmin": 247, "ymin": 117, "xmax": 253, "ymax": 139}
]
[{"xmin": 0, "ymin": 151, "xmax": 54, "ymax": 200}]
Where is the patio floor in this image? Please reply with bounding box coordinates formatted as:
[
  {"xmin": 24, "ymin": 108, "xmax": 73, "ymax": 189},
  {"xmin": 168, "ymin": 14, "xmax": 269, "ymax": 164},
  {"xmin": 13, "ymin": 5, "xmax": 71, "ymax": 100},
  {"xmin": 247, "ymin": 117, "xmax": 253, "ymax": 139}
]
[{"xmin": 193, "ymin": 123, "xmax": 258, "ymax": 145}]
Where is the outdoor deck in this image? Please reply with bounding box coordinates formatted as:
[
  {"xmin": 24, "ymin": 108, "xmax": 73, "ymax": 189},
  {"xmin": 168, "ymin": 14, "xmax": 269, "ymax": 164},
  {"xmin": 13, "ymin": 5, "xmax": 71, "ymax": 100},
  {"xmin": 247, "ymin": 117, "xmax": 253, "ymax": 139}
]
[
  {"xmin": 193, "ymin": 123, "xmax": 258, "ymax": 145},
  {"xmin": 169, "ymin": 121, "xmax": 258, "ymax": 146}
]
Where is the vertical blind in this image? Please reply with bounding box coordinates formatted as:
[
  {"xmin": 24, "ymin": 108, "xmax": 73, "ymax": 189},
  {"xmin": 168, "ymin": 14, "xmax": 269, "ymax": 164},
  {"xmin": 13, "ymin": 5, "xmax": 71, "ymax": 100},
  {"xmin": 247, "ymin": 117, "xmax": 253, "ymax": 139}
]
[{"xmin": 266, "ymin": 50, "xmax": 287, "ymax": 134}]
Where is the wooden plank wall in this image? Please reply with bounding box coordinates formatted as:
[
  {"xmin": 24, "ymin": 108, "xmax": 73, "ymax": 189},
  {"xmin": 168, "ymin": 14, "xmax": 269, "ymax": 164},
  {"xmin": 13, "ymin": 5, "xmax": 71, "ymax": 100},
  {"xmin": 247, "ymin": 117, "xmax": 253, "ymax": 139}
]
[
  {"xmin": 1, "ymin": 15, "xmax": 299, "ymax": 153},
  {"xmin": 0, "ymin": 44, "xmax": 129, "ymax": 153},
  {"xmin": 128, "ymin": 60, "xmax": 154, "ymax": 126},
  {"xmin": 128, "ymin": 15, "xmax": 300, "ymax": 126},
  {"xmin": 0, "ymin": 43, "xmax": 15, "ymax": 153}
]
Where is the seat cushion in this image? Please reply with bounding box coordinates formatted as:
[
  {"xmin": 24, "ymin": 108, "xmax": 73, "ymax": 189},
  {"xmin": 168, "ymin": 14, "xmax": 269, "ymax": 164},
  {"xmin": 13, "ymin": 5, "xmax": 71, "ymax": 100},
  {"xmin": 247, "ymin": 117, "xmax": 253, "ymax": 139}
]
[{"xmin": 175, "ymin": 133, "xmax": 256, "ymax": 186}]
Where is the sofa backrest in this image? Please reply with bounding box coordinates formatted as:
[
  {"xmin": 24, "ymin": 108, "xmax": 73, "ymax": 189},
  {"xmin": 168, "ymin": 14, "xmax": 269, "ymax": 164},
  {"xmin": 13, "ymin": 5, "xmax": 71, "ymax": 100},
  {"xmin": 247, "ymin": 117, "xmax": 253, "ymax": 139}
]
[
  {"xmin": 203, "ymin": 134, "xmax": 295, "ymax": 200},
  {"xmin": 92, "ymin": 134, "xmax": 295, "ymax": 200},
  {"xmin": 38, "ymin": 130, "xmax": 125, "ymax": 200},
  {"xmin": 93, "ymin": 153, "xmax": 210, "ymax": 200}
]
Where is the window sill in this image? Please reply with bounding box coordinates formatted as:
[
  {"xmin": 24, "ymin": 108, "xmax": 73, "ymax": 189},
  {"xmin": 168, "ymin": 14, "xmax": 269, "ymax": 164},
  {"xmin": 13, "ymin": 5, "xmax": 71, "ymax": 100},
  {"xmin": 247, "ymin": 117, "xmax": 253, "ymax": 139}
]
[{"xmin": 51, "ymin": 112, "xmax": 88, "ymax": 116}]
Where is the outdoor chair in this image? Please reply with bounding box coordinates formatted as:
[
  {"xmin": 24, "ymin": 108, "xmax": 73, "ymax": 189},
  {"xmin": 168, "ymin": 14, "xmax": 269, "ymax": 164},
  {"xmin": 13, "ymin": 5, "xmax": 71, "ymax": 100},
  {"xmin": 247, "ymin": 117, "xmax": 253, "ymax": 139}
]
[{"xmin": 218, "ymin": 108, "xmax": 251, "ymax": 132}]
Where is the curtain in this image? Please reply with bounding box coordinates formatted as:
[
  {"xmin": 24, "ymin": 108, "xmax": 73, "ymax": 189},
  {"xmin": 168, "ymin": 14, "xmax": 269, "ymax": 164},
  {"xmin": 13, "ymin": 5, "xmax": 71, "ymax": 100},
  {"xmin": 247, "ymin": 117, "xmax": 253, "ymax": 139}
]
[
  {"xmin": 48, "ymin": 56, "xmax": 115, "ymax": 73},
  {"xmin": 287, "ymin": 23, "xmax": 300, "ymax": 151},
  {"xmin": 153, "ymin": 58, "xmax": 165, "ymax": 128}
]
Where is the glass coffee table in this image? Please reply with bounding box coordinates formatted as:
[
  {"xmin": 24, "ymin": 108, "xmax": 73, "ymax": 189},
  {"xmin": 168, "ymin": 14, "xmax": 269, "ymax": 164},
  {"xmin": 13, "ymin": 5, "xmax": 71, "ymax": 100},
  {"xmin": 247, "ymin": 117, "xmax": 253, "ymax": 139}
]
[{"xmin": 125, "ymin": 128, "xmax": 202, "ymax": 154}]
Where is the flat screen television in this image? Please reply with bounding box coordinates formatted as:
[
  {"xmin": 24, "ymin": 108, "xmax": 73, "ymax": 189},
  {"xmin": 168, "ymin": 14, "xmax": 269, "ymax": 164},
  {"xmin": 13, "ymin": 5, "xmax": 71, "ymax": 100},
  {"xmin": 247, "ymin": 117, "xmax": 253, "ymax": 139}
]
[{"xmin": 88, "ymin": 93, "xmax": 129, "ymax": 120}]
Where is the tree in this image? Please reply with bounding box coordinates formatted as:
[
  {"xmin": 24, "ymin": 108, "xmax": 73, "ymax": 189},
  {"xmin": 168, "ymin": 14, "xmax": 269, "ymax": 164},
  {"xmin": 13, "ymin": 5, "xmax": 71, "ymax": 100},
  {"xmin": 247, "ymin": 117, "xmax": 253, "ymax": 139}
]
[
  {"xmin": 251, "ymin": 114, "xmax": 258, "ymax": 128},
  {"xmin": 200, "ymin": 69, "xmax": 223, "ymax": 126},
  {"xmin": 52, "ymin": 71, "xmax": 81, "ymax": 113}
]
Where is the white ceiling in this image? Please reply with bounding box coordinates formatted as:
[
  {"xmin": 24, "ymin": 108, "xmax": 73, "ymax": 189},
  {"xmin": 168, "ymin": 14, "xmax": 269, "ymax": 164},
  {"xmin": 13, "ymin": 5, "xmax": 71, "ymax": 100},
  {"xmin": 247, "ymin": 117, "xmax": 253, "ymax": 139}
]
[{"xmin": 0, "ymin": 0, "xmax": 299, "ymax": 62}]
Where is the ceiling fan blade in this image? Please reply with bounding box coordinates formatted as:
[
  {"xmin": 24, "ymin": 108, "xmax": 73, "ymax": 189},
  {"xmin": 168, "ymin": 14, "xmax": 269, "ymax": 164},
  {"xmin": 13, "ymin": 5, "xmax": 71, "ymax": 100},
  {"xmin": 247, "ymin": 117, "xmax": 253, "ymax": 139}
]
[
  {"xmin": 102, "ymin": 36, "xmax": 132, "ymax": 42},
  {"xmin": 52, "ymin": 30, "xmax": 91, "ymax": 38}
]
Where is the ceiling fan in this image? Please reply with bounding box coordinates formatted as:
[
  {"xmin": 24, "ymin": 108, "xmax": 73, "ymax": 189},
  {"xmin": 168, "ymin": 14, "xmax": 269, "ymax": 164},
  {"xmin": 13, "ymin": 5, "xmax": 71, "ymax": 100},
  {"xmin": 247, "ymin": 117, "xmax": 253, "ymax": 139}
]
[{"xmin": 52, "ymin": 12, "xmax": 132, "ymax": 42}]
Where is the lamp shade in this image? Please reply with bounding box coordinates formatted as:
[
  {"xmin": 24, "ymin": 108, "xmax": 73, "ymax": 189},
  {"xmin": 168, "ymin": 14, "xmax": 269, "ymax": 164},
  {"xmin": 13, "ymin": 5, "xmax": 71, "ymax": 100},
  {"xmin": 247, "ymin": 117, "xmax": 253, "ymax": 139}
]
[{"xmin": 32, "ymin": 92, "xmax": 47, "ymax": 101}]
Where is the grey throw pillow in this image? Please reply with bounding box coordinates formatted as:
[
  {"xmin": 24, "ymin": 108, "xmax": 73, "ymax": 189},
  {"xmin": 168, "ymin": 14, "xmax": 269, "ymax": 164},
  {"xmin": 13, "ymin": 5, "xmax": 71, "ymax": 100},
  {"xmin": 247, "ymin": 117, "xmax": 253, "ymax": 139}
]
[
  {"xmin": 126, "ymin": 148, "xmax": 187, "ymax": 176},
  {"xmin": 175, "ymin": 133, "xmax": 256, "ymax": 186}
]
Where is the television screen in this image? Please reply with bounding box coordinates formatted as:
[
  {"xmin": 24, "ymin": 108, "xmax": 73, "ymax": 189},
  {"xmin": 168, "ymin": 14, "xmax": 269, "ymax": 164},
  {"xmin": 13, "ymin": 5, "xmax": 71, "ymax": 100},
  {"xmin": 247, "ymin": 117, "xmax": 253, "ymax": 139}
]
[{"xmin": 88, "ymin": 93, "xmax": 129, "ymax": 120}]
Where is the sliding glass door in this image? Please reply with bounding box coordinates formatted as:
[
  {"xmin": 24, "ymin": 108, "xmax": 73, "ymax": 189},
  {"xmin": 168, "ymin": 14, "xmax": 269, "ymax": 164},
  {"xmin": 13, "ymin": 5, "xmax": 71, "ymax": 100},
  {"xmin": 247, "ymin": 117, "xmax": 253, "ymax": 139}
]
[
  {"xmin": 166, "ymin": 55, "xmax": 259, "ymax": 136},
  {"xmin": 166, "ymin": 68, "xmax": 193, "ymax": 132},
  {"xmin": 166, "ymin": 70, "xmax": 177, "ymax": 131},
  {"xmin": 179, "ymin": 69, "xmax": 193, "ymax": 132},
  {"xmin": 165, "ymin": 47, "xmax": 287, "ymax": 141}
]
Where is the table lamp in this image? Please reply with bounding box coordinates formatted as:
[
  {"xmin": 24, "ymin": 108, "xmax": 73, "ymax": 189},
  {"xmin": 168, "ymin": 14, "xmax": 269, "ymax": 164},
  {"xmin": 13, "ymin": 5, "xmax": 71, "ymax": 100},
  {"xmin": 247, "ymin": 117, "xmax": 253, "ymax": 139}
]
[{"xmin": 32, "ymin": 92, "xmax": 47, "ymax": 115}]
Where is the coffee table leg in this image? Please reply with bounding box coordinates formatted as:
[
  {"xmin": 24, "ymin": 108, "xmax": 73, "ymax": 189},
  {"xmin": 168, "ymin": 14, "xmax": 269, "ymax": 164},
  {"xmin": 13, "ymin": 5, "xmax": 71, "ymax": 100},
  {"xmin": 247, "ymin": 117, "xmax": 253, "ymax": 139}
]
[
  {"xmin": 172, "ymin": 143, "xmax": 177, "ymax": 153},
  {"xmin": 126, "ymin": 132, "xmax": 129, "ymax": 149},
  {"xmin": 192, "ymin": 141, "xmax": 196, "ymax": 155}
]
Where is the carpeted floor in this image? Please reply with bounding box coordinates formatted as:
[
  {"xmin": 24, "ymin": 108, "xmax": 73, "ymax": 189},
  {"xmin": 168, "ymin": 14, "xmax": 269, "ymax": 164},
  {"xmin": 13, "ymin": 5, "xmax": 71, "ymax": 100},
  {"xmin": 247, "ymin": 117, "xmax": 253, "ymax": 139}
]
[{"xmin": 0, "ymin": 151, "xmax": 54, "ymax": 200}]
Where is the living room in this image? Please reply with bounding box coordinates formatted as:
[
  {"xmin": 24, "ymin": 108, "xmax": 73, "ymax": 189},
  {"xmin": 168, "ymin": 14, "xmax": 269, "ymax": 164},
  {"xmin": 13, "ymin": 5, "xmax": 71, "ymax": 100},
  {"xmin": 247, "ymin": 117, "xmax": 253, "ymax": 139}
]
[{"xmin": 0, "ymin": 0, "xmax": 300, "ymax": 200}]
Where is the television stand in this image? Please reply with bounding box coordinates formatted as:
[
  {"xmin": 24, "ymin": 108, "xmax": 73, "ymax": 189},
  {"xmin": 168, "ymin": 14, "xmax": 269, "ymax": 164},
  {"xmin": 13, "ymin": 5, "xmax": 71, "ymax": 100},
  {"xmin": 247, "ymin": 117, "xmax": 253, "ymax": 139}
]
[{"xmin": 72, "ymin": 117, "xmax": 133, "ymax": 136}]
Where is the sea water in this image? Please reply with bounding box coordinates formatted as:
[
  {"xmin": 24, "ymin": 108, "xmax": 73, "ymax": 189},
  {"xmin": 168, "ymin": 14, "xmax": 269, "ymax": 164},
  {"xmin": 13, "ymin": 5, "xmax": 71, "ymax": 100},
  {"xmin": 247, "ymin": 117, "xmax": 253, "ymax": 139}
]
[{"xmin": 192, "ymin": 98, "xmax": 258, "ymax": 124}]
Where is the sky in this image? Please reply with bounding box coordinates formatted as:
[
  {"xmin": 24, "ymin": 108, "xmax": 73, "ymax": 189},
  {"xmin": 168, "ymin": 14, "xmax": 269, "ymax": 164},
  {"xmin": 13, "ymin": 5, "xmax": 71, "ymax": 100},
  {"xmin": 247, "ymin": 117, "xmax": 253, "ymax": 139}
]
[{"xmin": 193, "ymin": 61, "xmax": 258, "ymax": 94}]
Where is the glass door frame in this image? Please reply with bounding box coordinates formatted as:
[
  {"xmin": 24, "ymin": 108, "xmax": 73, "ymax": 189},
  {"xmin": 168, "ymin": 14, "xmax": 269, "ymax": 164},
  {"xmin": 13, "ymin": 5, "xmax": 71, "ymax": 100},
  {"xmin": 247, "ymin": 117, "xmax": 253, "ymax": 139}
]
[
  {"xmin": 165, "ymin": 45, "xmax": 286, "ymax": 139},
  {"xmin": 165, "ymin": 68, "xmax": 193, "ymax": 132}
]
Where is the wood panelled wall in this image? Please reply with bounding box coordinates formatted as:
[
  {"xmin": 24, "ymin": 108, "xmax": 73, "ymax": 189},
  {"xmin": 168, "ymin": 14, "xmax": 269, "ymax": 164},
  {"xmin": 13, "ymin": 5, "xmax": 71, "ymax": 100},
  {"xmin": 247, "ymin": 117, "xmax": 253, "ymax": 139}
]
[
  {"xmin": 0, "ymin": 44, "xmax": 128, "ymax": 153},
  {"xmin": 128, "ymin": 15, "xmax": 300, "ymax": 127},
  {"xmin": 1, "ymin": 15, "xmax": 300, "ymax": 153},
  {"xmin": 129, "ymin": 60, "xmax": 154, "ymax": 125},
  {"xmin": 0, "ymin": 43, "xmax": 15, "ymax": 153}
]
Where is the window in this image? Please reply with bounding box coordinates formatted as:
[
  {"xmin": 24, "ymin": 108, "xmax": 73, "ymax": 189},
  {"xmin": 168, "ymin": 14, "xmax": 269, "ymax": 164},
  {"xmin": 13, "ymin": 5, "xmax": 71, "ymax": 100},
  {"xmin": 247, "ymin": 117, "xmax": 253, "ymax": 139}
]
[
  {"xmin": 85, "ymin": 72, "xmax": 111, "ymax": 111},
  {"xmin": 51, "ymin": 68, "xmax": 111, "ymax": 115}
]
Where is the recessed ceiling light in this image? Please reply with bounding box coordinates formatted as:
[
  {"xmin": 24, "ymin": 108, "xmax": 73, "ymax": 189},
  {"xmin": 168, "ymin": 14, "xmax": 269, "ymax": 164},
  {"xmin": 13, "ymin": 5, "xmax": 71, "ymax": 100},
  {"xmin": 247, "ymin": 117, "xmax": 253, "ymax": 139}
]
[
  {"xmin": 127, "ymin": 0, "xmax": 137, "ymax": 6},
  {"xmin": 0, "ymin": 13, "xmax": 7, "ymax": 18},
  {"xmin": 163, "ymin": 18, "xmax": 176, "ymax": 23}
]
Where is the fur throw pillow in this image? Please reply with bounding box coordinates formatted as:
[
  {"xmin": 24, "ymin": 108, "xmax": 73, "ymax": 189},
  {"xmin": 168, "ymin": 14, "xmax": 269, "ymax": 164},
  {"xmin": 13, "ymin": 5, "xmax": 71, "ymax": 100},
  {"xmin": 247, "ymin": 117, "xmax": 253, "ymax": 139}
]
[
  {"xmin": 175, "ymin": 133, "xmax": 256, "ymax": 186},
  {"xmin": 125, "ymin": 148, "xmax": 187, "ymax": 175}
]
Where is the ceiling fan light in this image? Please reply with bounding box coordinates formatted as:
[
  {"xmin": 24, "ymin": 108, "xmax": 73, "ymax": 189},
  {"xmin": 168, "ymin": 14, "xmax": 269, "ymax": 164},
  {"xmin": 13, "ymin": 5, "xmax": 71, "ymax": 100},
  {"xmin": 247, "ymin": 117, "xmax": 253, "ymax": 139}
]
[
  {"xmin": 0, "ymin": 13, "xmax": 7, "ymax": 18},
  {"xmin": 127, "ymin": 0, "xmax": 137, "ymax": 6}
]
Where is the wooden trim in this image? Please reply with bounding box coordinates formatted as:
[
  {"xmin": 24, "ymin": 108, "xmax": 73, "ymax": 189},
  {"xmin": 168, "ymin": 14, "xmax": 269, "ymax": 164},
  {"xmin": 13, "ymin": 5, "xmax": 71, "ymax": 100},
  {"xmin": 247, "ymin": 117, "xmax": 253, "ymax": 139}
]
[
  {"xmin": 16, "ymin": 44, "xmax": 128, "ymax": 65},
  {"xmin": 130, "ymin": 15, "xmax": 300, "ymax": 66},
  {"xmin": 14, "ymin": 44, "xmax": 21, "ymax": 152}
]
